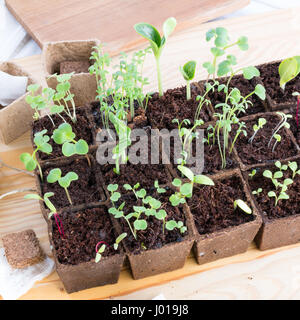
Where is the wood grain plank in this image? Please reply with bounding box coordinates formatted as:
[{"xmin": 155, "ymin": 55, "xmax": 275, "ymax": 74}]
[
  {"xmin": 1, "ymin": 7, "xmax": 300, "ymax": 299},
  {"xmin": 5, "ymin": 0, "xmax": 250, "ymax": 54}
]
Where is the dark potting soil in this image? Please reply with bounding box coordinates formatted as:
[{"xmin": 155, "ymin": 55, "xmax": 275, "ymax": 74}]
[
  {"xmin": 59, "ymin": 60, "xmax": 90, "ymax": 74},
  {"xmin": 51, "ymin": 207, "xmax": 118, "ymax": 265},
  {"xmin": 114, "ymin": 189, "xmax": 187, "ymax": 254},
  {"xmin": 248, "ymin": 161, "xmax": 300, "ymax": 220},
  {"xmin": 168, "ymin": 135, "xmax": 237, "ymax": 175},
  {"xmin": 206, "ymin": 76, "xmax": 265, "ymax": 117},
  {"xmin": 188, "ymin": 175, "xmax": 254, "ymax": 235},
  {"xmin": 32, "ymin": 108, "xmax": 93, "ymax": 160},
  {"xmin": 258, "ymin": 61, "xmax": 300, "ymax": 105},
  {"xmin": 100, "ymin": 163, "xmax": 170, "ymax": 193},
  {"xmin": 146, "ymin": 84, "xmax": 211, "ymax": 130},
  {"xmin": 41, "ymin": 157, "xmax": 102, "ymax": 210},
  {"xmin": 234, "ymin": 114, "xmax": 298, "ymax": 166}
]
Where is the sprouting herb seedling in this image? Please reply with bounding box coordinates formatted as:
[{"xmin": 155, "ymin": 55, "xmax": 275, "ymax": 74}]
[
  {"xmin": 114, "ymin": 233, "xmax": 127, "ymax": 250},
  {"xmin": 179, "ymin": 60, "xmax": 197, "ymax": 100},
  {"xmin": 268, "ymin": 112, "xmax": 292, "ymax": 152},
  {"xmin": 47, "ymin": 169, "xmax": 78, "ymax": 205},
  {"xmin": 20, "ymin": 130, "xmax": 52, "ymax": 180},
  {"xmin": 234, "ymin": 199, "xmax": 252, "ymax": 214},
  {"xmin": 288, "ymin": 161, "xmax": 300, "ymax": 178},
  {"xmin": 170, "ymin": 165, "xmax": 214, "ymax": 206},
  {"xmin": 52, "ymin": 123, "xmax": 89, "ymax": 157},
  {"xmin": 252, "ymin": 188, "xmax": 262, "ymax": 196},
  {"xmin": 248, "ymin": 118, "xmax": 267, "ymax": 144},
  {"xmin": 165, "ymin": 220, "xmax": 187, "ymax": 234},
  {"xmin": 95, "ymin": 244, "xmax": 106, "ymax": 263},
  {"xmin": 275, "ymin": 160, "xmax": 288, "ymax": 172},
  {"xmin": 249, "ymin": 169, "xmax": 257, "ymax": 179},
  {"xmin": 134, "ymin": 17, "xmax": 177, "ymax": 96},
  {"xmin": 172, "ymin": 118, "xmax": 204, "ymax": 166},
  {"xmin": 24, "ymin": 192, "xmax": 56, "ymax": 218}
]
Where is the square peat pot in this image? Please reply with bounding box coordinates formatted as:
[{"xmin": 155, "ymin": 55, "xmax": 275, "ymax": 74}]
[
  {"xmin": 108, "ymin": 188, "xmax": 195, "ymax": 280},
  {"xmin": 186, "ymin": 169, "xmax": 262, "ymax": 265},
  {"xmin": 31, "ymin": 106, "xmax": 97, "ymax": 163},
  {"xmin": 244, "ymin": 159, "xmax": 300, "ymax": 250},
  {"xmin": 257, "ymin": 60, "xmax": 300, "ymax": 111},
  {"xmin": 0, "ymin": 62, "xmax": 37, "ymax": 144},
  {"xmin": 42, "ymin": 39, "xmax": 100, "ymax": 106},
  {"xmin": 233, "ymin": 112, "xmax": 300, "ymax": 171},
  {"xmin": 47, "ymin": 206, "xmax": 125, "ymax": 294},
  {"xmin": 35, "ymin": 154, "xmax": 106, "ymax": 221}
]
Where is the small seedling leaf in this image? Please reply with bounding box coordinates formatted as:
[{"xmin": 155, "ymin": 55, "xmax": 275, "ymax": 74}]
[{"xmin": 234, "ymin": 199, "xmax": 252, "ymax": 214}]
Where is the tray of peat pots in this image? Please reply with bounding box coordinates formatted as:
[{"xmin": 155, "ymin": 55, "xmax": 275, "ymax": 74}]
[
  {"xmin": 244, "ymin": 158, "xmax": 300, "ymax": 250},
  {"xmin": 232, "ymin": 111, "xmax": 300, "ymax": 171},
  {"xmin": 34, "ymin": 154, "xmax": 106, "ymax": 222},
  {"xmin": 169, "ymin": 162, "xmax": 261, "ymax": 264},
  {"xmin": 257, "ymin": 60, "xmax": 300, "ymax": 111},
  {"xmin": 42, "ymin": 39, "xmax": 100, "ymax": 107},
  {"xmin": 199, "ymin": 74, "xmax": 269, "ymax": 119},
  {"xmin": 47, "ymin": 205, "xmax": 125, "ymax": 293}
]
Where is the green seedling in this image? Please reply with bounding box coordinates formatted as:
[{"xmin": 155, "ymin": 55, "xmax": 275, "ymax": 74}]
[
  {"xmin": 248, "ymin": 118, "xmax": 267, "ymax": 144},
  {"xmin": 263, "ymin": 169, "xmax": 283, "ymax": 189},
  {"xmin": 234, "ymin": 199, "xmax": 252, "ymax": 214},
  {"xmin": 169, "ymin": 165, "xmax": 214, "ymax": 206},
  {"xmin": 20, "ymin": 130, "xmax": 52, "ymax": 180},
  {"xmin": 47, "ymin": 169, "xmax": 78, "ymax": 205},
  {"xmin": 114, "ymin": 233, "xmax": 127, "ymax": 250},
  {"xmin": 252, "ymin": 188, "xmax": 262, "ymax": 196},
  {"xmin": 165, "ymin": 220, "xmax": 187, "ymax": 234},
  {"xmin": 134, "ymin": 17, "xmax": 177, "ymax": 96},
  {"xmin": 275, "ymin": 160, "xmax": 288, "ymax": 172},
  {"xmin": 179, "ymin": 60, "xmax": 197, "ymax": 100},
  {"xmin": 95, "ymin": 244, "xmax": 106, "ymax": 263},
  {"xmin": 24, "ymin": 192, "xmax": 56, "ymax": 218},
  {"xmin": 268, "ymin": 112, "xmax": 292, "ymax": 151},
  {"xmin": 52, "ymin": 123, "xmax": 89, "ymax": 158},
  {"xmin": 288, "ymin": 161, "xmax": 300, "ymax": 178},
  {"xmin": 172, "ymin": 118, "xmax": 204, "ymax": 166},
  {"xmin": 154, "ymin": 180, "xmax": 166, "ymax": 194},
  {"xmin": 249, "ymin": 169, "xmax": 257, "ymax": 179},
  {"xmin": 278, "ymin": 56, "xmax": 300, "ymax": 90}
]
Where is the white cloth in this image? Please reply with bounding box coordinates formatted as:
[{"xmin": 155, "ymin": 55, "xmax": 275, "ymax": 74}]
[
  {"xmin": 0, "ymin": 70, "xmax": 28, "ymax": 105},
  {"xmin": 0, "ymin": 248, "xmax": 54, "ymax": 300}
]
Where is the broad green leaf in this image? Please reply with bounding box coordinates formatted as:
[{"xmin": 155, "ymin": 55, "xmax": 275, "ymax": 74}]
[
  {"xmin": 20, "ymin": 153, "xmax": 36, "ymax": 171},
  {"xmin": 59, "ymin": 172, "xmax": 78, "ymax": 188},
  {"xmin": 108, "ymin": 184, "xmax": 118, "ymax": 192},
  {"xmin": 155, "ymin": 209, "xmax": 167, "ymax": 220},
  {"xmin": 194, "ymin": 175, "xmax": 214, "ymax": 186},
  {"xmin": 177, "ymin": 165, "xmax": 194, "ymax": 181},
  {"xmin": 268, "ymin": 191, "xmax": 276, "ymax": 198},
  {"xmin": 206, "ymin": 29, "xmax": 216, "ymax": 41},
  {"xmin": 134, "ymin": 219, "xmax": 147, "ymax": 231},
  {"xmin": 162, "ymin": 17, "xmax": 177, "ymax": 41},
  {"xmin": 180, "ymin": 183, "xmax": 193, "ymax": 197},
  {"xmin": 165, "ymin": 220, "xmax": 177, "ymax": 231},
  {"xmin": 62, "ymin": 142, "xmax": 76, "ymax": 157},
  {"xmin": 254, "ymin": 84, "xmax": 266, "ymax": 100},
  {"xmin": 110, "ymin": 192, "xmax": 121, "ymax": 202},
  {"xmin": 136, "ymin": 189, "xmax": 146, "ymax": 199},
  {"xmin": 203, "ymin": 62, "xmax": 215, "ymax": 75},
  {"xmin": 237, "ymin": 36, "xmax": 249, "ymax": 51},
  {"xmin": 47, "ymin": 168, "xmax": 62, "ymax": 183},
  {"xmin": 180, "ymin": 60, "xmax": 196, "ymax": 81},
  {"xmin": 263, "ymin": 170, "xmax": 273, "ymax": 179},
  {"xmin": 234, "ymin": 199, "xmax": 252, "ymax": 214},
  {"xmin": 134, "ymin": 23, "xmax": 161, "ymax": 55},
  {"xmin": 75, "ymin": 139, "xmax": 89, "ymax": 155},
  {"xmin": 243, "ymin": 66, "xmax": 260, "ymax": 80},
  {"xmin": 24, "ymin": 194, "xmax": 43, "ymax": 201},
  {"xmin": 217, "ymin": 60, "xmax": 231, "ymax": 77},
  {"xmin": 279, "ymin": 57, "xmax": 299, "ymax": 89},
  {"xmin": 274, "ymin": 171, "xmax": 283, "ymax": 179},
  {"xmin": 172, "ymin": 178, "xmax": 182, "ymax": 187}
]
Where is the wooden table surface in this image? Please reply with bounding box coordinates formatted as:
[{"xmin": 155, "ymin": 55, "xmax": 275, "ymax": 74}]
[{"xmin": 1, "ymin": 7, "xmax": 300, "ymax": 300}]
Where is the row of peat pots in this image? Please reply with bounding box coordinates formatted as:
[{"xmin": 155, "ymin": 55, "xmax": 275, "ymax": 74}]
[{"xmin": 18, "ymin": 40, "xmax": 300, "ymax": 294}]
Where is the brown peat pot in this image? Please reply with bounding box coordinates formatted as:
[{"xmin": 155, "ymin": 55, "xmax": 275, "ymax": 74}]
[
  {"xmin": 186, "ymin": 169, "xmax": 262, "ymax": 265},
  {"xmin": 244, "ymin": 159, "xmax": 300, "ymax": 250},
  {"xmin": 47, "ymin": 206, "xmax": 125, "ymax": 294}
]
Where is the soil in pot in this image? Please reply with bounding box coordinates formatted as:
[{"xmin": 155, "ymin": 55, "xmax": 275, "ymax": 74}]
[
  {"xmin": 234, "ymin": 113, "xmax": 298, "ymax": 166},
  {"xmin": 247, "ymin": 161, "xmax": 300, "ymax": 220},
  {"xmin": 41, "ymin": 157, "xmax": 102, "ymax": 210},
  {"xmin": 168, "ymin": 134, "xmax": 238, "ymax": 176},
  {"xmin": 32, "ymin": 108, "xmax": 94, "ymax": 160},
  {"xmin": 59, "ymin": 61, "xmax": 90, "ymax": 74},
  {"xmin": 188, "ymin": 175, "xmax": 254, "ymax": 235},
  {"xmin": 258, "ymin": 61, "xmax": 300, "ymax": 106},
  {"xmin": 206, "ymin": 76, "xmax": 266, "ymax": 117},
  {"xmin": 146, "ymin": 84, "xmax": 211, "ymax": 130},
  {"xmin": 51, "ymin": 207, "xmax": 119, "ymax": 265},
  {"xmin": 111, "ymin": 188, "xmax": 188, "ymax": 255}
]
